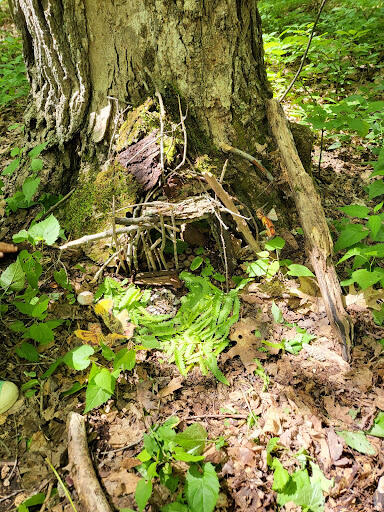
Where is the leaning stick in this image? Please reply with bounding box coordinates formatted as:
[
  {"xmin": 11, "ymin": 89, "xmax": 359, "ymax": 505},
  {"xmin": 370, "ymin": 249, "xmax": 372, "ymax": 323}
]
[
  {"xmin": 67, "ymin": 412, "xmax": 112, "ymax": 512},
  {"xmin": 266, "ymin": 98, "xmax": 353, "ymax": 361},
  {"xmin": 220, "ymin": 143, "xmax": 274, "ymax": 182},
  {"xmin": 202, "ymin": 171, "xmax": 260, "ymax": 255},
  {"xmin": 59, "ymin": 225, "xmax": 151, "ymax": 250}
]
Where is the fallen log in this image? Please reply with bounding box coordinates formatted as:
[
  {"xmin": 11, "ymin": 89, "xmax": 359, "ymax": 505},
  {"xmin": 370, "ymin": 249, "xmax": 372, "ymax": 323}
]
[
  {"xmin": 266, "ymin": 98, "xmax": 353, "ymax": 361},
  {"xmin": 67, "ymin": 412, "xmax": 112, "ymax": 512}
]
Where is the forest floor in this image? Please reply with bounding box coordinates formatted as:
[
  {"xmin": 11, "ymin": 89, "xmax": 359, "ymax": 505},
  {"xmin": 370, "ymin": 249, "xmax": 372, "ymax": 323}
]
[
  {"xmin": 1, "ymin": 1, "xmax": 384, "ymax": 512},
  {"xmin": 1, "ymin": 113, "xmax": 383, "ymax": 512}
]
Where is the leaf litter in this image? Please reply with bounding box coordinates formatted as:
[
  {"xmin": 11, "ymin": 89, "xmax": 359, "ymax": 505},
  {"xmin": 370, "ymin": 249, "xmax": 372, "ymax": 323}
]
[{"xmin": 1, "ymin": 146, "xmax": 384, "ymax": 511}]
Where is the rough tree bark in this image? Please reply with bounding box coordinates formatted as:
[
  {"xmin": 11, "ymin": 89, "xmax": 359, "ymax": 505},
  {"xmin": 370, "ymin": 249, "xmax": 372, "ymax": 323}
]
[{"xmin": 9, "ymin": 0, "xmax": 270, "ymax": 149}]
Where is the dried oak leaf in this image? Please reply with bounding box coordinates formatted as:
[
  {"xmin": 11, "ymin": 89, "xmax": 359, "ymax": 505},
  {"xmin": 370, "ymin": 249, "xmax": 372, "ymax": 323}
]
[
  {"xmin": 106, "ymin": 470, "xmax": 141, "ymax": 494},
  {"xmin": 346, "ymin": 284, "xmax": 384, "ymax": 311},
  {"xmin": 158, "ymin": 377, "xmax": 183, "ymax": 398},
  {"xmin": 225, "ymin": 317, "xmax": 266, "ymax": 372}
]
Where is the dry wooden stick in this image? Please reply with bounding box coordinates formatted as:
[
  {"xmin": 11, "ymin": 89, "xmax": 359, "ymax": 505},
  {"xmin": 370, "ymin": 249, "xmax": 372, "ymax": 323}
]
[
  {"xmin": 155, "ymin": 90, "xmax": 166, "ymax": 180},
  {"xmin": 67, "ymin": 412, "xmax": 112, "ymax": 512},
  {"xmin": 266, "ymin": 98, "xmax": 353, "ymax": 361},
  {"xmin": 59, "ymin": 225, "xmax": 150, "ymax": 250},
  {"xmin": 220, "ymin": 142, "xmax": 274, "ymax": 182},
  {"xmin": 202, "ymin": 171, "xmax": 260, "ymax": 255}
]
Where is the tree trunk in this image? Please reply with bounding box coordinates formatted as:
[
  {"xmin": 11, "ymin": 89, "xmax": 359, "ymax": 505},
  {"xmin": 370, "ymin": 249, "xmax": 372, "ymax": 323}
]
[
  {"xmin": 8, "ymin": 1, "xmax": 353, "ymax": 360},
  {"xmin": 9, "ymin": 0, "xmax": 271, "ymax": 150}
]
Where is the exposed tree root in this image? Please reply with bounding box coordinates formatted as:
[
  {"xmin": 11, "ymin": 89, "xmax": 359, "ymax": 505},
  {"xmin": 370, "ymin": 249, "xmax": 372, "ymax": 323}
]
[{"xmin": 67, "ymin": 412, "xmax": 112, "ymax": 512}]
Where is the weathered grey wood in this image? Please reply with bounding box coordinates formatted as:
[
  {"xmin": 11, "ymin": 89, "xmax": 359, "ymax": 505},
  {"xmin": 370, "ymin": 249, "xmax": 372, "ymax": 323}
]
[
  {"xmin": 266, "ymin": 98, "xmax": 353, "ymax": 361},
  {"xmin": 67, "ymin": 412, "xmax": 112, "ymax": 512}
]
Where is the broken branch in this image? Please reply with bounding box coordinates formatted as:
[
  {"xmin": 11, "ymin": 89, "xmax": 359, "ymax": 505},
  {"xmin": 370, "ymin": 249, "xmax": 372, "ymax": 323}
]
[{"xmin": 67, "ymin": 412, "xmax": 112, "ymax": 512}]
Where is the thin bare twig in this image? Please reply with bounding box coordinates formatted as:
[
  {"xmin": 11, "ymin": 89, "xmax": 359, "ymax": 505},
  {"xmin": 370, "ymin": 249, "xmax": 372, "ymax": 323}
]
[
  {"xmin": 183, "ymin": 414, "xmax": 248, "ymax": 421},
  {"xmin": 99, "ymin": 437, "xmax": 143, "ymax": 455},
  {"xmin": 155, "ymin": 90, "xmax": 166, "ymax": 181},
  {"xmin": 279, "ymin": 0, "xmax": 328, "ymax": 102},
  {"xmin": 40, "ymin": 189, "xmax": 75, "ymax": 221},
  {"xmin": 219, "ymin": 159, "xmax": 229, "ymax": 184},
  {"xmin": 220, "ymin": 143, "xmax": 274, "ymax": 182},
  {"xmin": 173, "ymin": 95, "xmax": 188, "ymax": 172},
  {"xmin": 92, "ymin": 247, "xmax": 125, "ymax": 282},
  {"xmin": 59, "ymin": 225, "xmax": 150, "ymax": 250},
  {"xmin": 171, "ymin": 214, "xmax": 179, "ymax": 270}
]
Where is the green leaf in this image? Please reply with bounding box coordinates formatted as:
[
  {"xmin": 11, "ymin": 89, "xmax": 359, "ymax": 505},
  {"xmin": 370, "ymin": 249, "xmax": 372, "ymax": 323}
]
[
  {"xmin": 334, "ymin": 224, "xmax": 369, "ymax": 252},
  {"xmin": 135, "ymin": 479, "xmax": 153, "ymax": 512},
  {"xmin": 265, "ymin": 236, "xmax": 286, "ymax": 251},
  {"xmin": 0, "ymin": 260, "xmax": 25, "ymax": 292},
  {"xmin": 22, "ymin": 177, "xmax": 40, "ymax": 203},
  {"xmin": 63, "ymin": 345, "xmax": 94, "ymax": 370},
  {"xmin": 94, "ymin": 368, "xmax": 115, "ymax": 394},
  {"xmin": 368, "ymin": 215, "xmax": 382, "ymax": 238},
  {"xmin": 84, "ymin": 382, "xmax": 112, "ymax": 413},
  {"xmin": 309, "ymin": 462, "xmax": 333, "ymax": 493},
  {"xmin": 367, "ymin": 412, "xmax": 384, "ymax": 438},
  {"xmin": 186, "ymin": 463, "xmax": 219, "ymax": 512},
  {"xmin": 17, "ymin": 492, "xmax": 46, "ymax": 512},
  {"xmin": 15, "ymin": 342, "xmax": 39, "ymax": 362},
  {"xmin": 9, "ymin": 320, "xmax": 26, "ymax": 333},
  {"xmin": 173, "ymin": 450, "xmax": 205, "ymax": 462},
  {"xmin": 367, "ymin": 180, "xmax": 384, "ymax": 200},
  {"xmin": 113, "ymin": 348, "xmax": 136, "ymax": 371},
  {"xmin": 175, "ymin": 423, "xmax": 207, "ymax": 455},
  {"xmin": 18, "ymin": 250, "xmax": 43, "ymax": 289},
  {"xmin": 247, "ymin": 258, "xmax": 269, "ymax": 277},
  {"xmin": 337, "ymin": 430, "xmax": 376, "ymax": 455},
  {"xmin": 28, "ymin": 214, "xmax": 61, "ymax": 245},
  {"xmin": 27, "ymin": 323, "xmax": 55, "ymax": 344},
  {"xmin": 54, "ymin": 268, "xmax": 72, "ymax": 291},
  {"xmin": 12, "ymin": 229, "xmax": 29, "ymax": 244},
  {"xmin": 348, "ymin": 269, "xmax": 383, "ymax": 290},
  {"xmin": 190, "ymin": 256, "xmax": 203, "ymax": 271},
  {"xmin": 348, "ymin": 117, "xmax": 370, "ymax": 137},
  {"xmin": 272, "ymin": 458, "xmax": 290, "ymax": 491},
  {"xmin": 276, "ymin": 467, "xmax": 325, "ymax": 512},
  {"xmin": 61, "ymin": 381, "xmax": 85, "ymax": 397},
  {"xmin": 101, "ymin": 342, "xmax": 115, "ymax": 361},
  {"xmin": 339, "ymin": 204, "xmax": 370, "ymax": 218},
  {"xmin": 205, "ymin": 354, "xmax": 229, "ymax": 386},
  {"xmin": 30, "ymin": 158, "xmax": 43, "ymax": 172},
  {"xmin": 287, "ymin": 264, "xmax": 315, "ymax": 277},
  {"xmin": 28, "ymin": 142, "xmax": 48, "ymax": 158},
  {"xmin": 373, "ymin": 305, "xmax": 384, "ymax": 326},
  {"xmin": 271, "ymin": 301, "xmax": 283, "ymax": 323},
  {"xmin": 2, "ymin": 157, "xmax": 20, "ymax": 176},
  {"xmin": 267, "ymin": 260, "xmax": 280, "ymax": 278}
]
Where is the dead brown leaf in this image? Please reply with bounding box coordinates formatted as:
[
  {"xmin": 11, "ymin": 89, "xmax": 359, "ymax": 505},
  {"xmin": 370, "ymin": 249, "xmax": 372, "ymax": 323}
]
[
  {"xmin": 136, "ymin": 379, "xmax": 157, "ymax": 410},
  {"xmin": 109, "ymin": 417, "xmax": 143, "ymax": 448},
  {"xmin": 158, "ymin": 377, "xmax": 183, "ymax": 398},
  {"xmin": 106, "ymin": 470, "xmax": 140, "ymax": 494},
  {"xmin": 327, "ymin": 428, "xmax": 344, "ymax": 462},
  {"xmin": 262, "ymin": 406, "xmax": 283, "ymax": 435},
  {"xmin": 346, "ymin": 285, "xmax": 384, "ymax": 311},
  {"xmin": 346, "ymin": 367, "xmax": 373, "ymax": 393},
  {"xmin": 323, "ymin": 396, "xmax": 354, "ymax": 426},
  {"xmin": 226, "ymin": 317, "xmax": 266, "ymax": 371}
]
